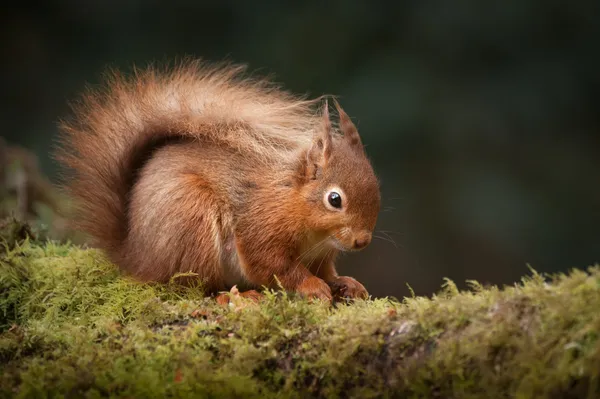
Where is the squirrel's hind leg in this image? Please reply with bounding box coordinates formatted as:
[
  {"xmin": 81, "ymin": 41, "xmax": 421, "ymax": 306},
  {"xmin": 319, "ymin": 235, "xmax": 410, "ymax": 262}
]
[{"xmin": 121, "ymin": 168, "xmax": 228, "ymax": 293}]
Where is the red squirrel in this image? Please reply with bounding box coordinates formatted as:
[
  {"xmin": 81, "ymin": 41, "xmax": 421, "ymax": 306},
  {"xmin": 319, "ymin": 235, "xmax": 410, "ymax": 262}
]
[{"xmin": 56, "ymin": 60, "xmax": 380, "ymax": 302}]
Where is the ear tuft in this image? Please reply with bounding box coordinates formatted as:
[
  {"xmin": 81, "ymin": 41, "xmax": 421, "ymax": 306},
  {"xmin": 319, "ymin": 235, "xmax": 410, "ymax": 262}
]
[
  {"xmin": 333, "ymin": 99, "xmax": 362, "ymax": 148},
  {"xmin": 300, "ymin": 99, "xmax": 334, "ymax": 182},
  {"xmin": 310, "ymin": 98, "xmax": 333, "ymax": 161}
]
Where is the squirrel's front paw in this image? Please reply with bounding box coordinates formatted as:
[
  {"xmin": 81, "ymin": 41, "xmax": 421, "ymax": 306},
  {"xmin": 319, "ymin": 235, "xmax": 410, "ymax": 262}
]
[
  {"xmin": 297, "ymin": 276, "xmax": 333, "ymax": 302},
  {"xmin": 329, "ymin": 276, "xmax": 369, "ymax": 300}
]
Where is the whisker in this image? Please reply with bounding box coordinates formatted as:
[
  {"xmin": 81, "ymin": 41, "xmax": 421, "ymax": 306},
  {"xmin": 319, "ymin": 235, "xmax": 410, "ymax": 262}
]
[
  {"xmin": 291, "ymin": 239, "xmax": 329, "ymax": 277},
  {"xmin": 373, "ymin": 234, "xmax": 398, "ymax": 249},
  {"xmin": 378, "ymin": 229, "xmax": 408, "ymax": 250},
  {"xmin": 378, "ymin": 229, "xmax": 406, "ymax": 238},
  {"xmin": 314, "ymin": 248, "xmax": 332, "ymax": 278},
  {"xmin": 295, "ymin": 239, "xmax": 327, "ymax": 264},
  {"xmin": 378, "ymin": 230, "xmax": 397, "ymax": 241}
]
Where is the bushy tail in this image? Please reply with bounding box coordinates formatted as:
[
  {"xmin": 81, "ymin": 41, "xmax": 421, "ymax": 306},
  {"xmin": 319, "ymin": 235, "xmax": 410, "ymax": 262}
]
[{"xmin": 55, "ymin": 59, "xmax": 321, "ymax": 254}]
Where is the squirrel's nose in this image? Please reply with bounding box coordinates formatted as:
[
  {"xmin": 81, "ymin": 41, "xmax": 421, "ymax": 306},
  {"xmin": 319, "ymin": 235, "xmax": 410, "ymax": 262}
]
[{"xmin": 353, "ymin": 233, "xmax": 372, "ymax": 250}]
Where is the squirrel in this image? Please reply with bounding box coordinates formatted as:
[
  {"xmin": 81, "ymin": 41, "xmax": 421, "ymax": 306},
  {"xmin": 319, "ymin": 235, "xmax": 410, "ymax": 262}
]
[{"xmin": 56, "ymin": 60, "xmax": 381, "ymax": 302}]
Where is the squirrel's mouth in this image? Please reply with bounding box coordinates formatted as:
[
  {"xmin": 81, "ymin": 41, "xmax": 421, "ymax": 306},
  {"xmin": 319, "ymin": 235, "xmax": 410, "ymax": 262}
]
[
  {"xmin": 328, "ymin": 236, "xmax": 362, "ymax": 252},
  {"xmin": 328, "ymin": 238, "xmax": 349, "ymax": 252}
]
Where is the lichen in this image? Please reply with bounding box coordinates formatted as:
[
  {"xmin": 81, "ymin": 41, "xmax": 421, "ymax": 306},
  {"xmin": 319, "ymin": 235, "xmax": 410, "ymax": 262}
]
[{"xmin": 1, "ymin": 235, "xmax": 599, "ymax": 398}]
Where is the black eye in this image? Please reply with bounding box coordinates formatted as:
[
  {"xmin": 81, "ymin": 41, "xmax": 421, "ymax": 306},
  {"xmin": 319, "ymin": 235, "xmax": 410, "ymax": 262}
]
[{"xmin": 327, "ymin": 191, "xmax": 342, "ymax": 208}]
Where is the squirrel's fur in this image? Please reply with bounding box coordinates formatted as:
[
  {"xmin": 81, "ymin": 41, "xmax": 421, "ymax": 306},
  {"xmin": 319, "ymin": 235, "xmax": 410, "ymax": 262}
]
[{"xmin": 57, "ymin": 60, "xmax": 380, "ymax": 301}]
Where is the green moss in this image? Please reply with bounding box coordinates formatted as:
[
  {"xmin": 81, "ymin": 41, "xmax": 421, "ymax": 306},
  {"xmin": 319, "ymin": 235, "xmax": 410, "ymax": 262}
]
[{"xmin": 1, "ymin": 239, "xmax": 599, "ymax": 398}]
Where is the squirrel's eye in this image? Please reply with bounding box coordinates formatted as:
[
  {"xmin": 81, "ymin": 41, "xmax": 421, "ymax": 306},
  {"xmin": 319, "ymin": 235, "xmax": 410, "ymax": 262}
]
[{"xmin": 327, "ymin": 192, "xmax": 342, "ymax": 209}]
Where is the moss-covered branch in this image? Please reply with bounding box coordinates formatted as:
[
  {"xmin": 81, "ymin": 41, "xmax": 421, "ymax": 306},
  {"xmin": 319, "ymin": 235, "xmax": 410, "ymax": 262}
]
[{"xmin": 1, "ymin": 234, "xmax": 599, "ymax": 398}]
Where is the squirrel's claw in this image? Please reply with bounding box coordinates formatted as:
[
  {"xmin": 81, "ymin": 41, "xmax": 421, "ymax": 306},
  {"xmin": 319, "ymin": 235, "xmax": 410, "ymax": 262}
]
[
  {"xmin": 297, "ymin": 276, "xmax": 333, "ymax": 303},
  {"xmin": 329, "ymin": 276, "xmax": 369, "ymax": 300}
]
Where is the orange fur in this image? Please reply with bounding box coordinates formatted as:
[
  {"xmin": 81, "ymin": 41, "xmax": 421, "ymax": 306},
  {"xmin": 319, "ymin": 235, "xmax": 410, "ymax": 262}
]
[{"xmin": 56, "ymin": 59, "xmax": 381, "ymax": 301}]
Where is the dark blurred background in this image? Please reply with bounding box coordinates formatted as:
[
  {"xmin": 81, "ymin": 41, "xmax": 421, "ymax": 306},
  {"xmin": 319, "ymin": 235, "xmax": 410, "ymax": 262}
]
[{"xmin": 2, "ymin": 1, "xmax": 599, "ymax": 299}]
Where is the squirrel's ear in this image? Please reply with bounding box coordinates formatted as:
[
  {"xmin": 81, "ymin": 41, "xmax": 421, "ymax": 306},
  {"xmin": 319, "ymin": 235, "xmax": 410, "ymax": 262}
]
[
  {"xmin": 334, "ymin": 99, "xmax": 362, "ymax": 148},
  {"xmin": 298, "ymin": 100, "xmax": 333, "ymax": 183},
  {"xmin": 308, "ymin": 99, "xmax": 333, "ymax": 163}
]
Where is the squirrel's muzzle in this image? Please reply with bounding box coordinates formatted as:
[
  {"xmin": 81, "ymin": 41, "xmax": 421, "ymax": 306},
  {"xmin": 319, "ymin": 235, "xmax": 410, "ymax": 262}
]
[{"xmin": 352, "ymin": 232, "xmax": 372, "ymax": 250}]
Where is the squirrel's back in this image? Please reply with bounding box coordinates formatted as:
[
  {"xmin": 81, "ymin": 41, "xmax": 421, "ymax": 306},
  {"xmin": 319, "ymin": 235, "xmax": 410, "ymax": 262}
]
[{"xmin": 56, "ymin": 60, "xmax": 322, "ymax": 257}]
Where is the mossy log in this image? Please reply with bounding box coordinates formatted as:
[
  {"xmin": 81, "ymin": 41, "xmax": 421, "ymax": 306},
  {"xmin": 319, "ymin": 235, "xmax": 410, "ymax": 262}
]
[{"xmin": 1, "ymin": 236, "xmax": 599, "ymax": 398}]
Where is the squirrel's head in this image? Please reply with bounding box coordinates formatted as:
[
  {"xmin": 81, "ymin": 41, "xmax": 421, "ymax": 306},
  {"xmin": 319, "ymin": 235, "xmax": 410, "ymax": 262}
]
[{"xmin": 297, "ymin": 99, "xmax": 380, "ymax": 252}]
